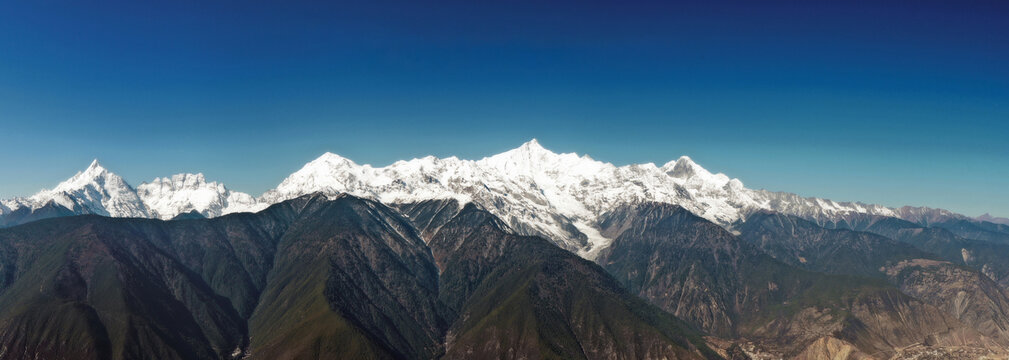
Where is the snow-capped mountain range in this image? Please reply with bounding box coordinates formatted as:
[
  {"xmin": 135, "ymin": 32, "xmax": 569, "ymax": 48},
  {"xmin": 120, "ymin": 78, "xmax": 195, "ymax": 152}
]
[
  {"xmin": 0, "ymin": 160, "xmax": 265, "ymax": 221},
  {"xmin": 0, "ymin": 140, "xmax": 986, "ymax": 258}
]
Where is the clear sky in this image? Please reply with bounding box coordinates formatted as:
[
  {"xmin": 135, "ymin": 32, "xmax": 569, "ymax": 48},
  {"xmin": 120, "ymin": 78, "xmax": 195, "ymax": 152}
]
[{"xmin": 0, "ymin": 0, "xmax": 1006, "ymax": 217}]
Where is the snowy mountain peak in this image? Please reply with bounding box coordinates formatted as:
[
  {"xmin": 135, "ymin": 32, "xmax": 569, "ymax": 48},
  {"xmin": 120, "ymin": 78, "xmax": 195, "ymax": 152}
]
[
  {"xmin": 0, "ymin": 159, "xmax": 265, "ymax": 221},
  {"xmin": 481, "ymin": 139, "xmax": 610, "ymax": 179},
  {"xmin": 142, "ymin": 173, "xmax": 215, "ymax": 192},
  {"xmin": 519, "ymin": 138, "xmax": 544, "ymax": 151},
  {"xmin": 664, "ymin": 156, "xmax": 702, "ymax": 178},
  {"xmin": 52, "ymin": 159, "xmax": 113, "ymax": 192},
  {"xmin": 661, "ymin": 156, "xmax": 737, "ymax": 192},
  {"xmin": 311, "ymin": 152, "xmax": 360, "ymax": 168},
  {"xmin": 86, "ymin": 158, "xmax": 103, "ymax": 171},
  {"xmin": 484, "ymin": 139, "xmax": 558, "ymax": 166},
  {"xmin": 29, "ymin": 159, "xmax": 148, "ymax": 218},
  {"xmin": 0, "ymin": 140, "xmax": 994, "ymax": 261},
  {"xmin": 137, "ymin": 173, "xmax": 263, "ymax": 220}
]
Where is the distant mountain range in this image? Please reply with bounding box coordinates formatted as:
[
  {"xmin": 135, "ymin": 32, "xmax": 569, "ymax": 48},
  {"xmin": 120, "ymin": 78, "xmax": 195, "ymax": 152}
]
[
  {"xmin": 2, "ymin": 140, "xmax": 1002, "ymax": 255},
  {"xmin": 980, "ymin": 213, "xmax": 1009, "ymax": 225},
  {"xmin": 3, "ymin": 140, "xmax": 1009, "ymax": 359}
]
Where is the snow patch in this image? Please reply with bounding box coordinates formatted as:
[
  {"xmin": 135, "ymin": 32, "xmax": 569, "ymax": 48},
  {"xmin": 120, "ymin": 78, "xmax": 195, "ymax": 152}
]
[{"xmin": 574, "ymin": 222, "xmax": 612, "ymax": 260}]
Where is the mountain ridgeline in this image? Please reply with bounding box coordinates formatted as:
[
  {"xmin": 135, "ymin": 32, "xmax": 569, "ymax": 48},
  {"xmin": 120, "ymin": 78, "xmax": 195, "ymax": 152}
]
[
  {"xmin": 0, "ymin": 195, "xmax": 718, "ymax": 360},
  {"xmin": 596, "ymin": 203, "xmax": 999, "ymax": 358},
  {"xmin": 4, "ymin": 140, "xmax": 1007, "ymax": 259},
  {"xmin": 1, "ymin": 194, "xmax": 1007, "ymax": 359},
  {"xmin": 2, "ymin": 141, "xmax": 1009, "ymax": 359}
]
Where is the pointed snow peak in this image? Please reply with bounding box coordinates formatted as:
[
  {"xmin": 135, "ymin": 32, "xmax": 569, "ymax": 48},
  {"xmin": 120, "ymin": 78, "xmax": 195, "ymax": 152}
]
[
  {"xmin": 81, "ymin": 159, "xmax": 109, "ymax": 177},
  {"xmin": 21, "ymin": 157, "xmax": 150, "ymax": 218},
  {"xmin": 517, "ymin": 138, "xmax": 554, "ymax": 153},
  {"xmin": 486, "ymin": 139, "xmax": 560, "ymax": 163},
  {"xmin": 664, "ymin": 156, "xmax": 708, "ymax": 179},
  {"xmin": 522, "ymin": 138, "xmax": 543, "ymax": 150},
  {"xmin": 87, "ymin": 158, "xmax": 103, "ymax": 171},
  {"xmin": 675, "ymin": 155, "xmax": 697, "ymax": 168},
  {"xmin": 482, "ymin": 139, "xmax": 618, "ymax": 180},
  {"xmin": 312, "ymin": 152, "xmax": 358, "ymax": 167},
  {"xmin": 260, "ymin": 151, "xmax": 369, "ymax": 204},
  {"xmin": 51, "ymin": 159, "xmax": 122, "ymax": 193},
  {"xmin": 504, "ymin": 138, "xmax": 556, "ymax": 159}
]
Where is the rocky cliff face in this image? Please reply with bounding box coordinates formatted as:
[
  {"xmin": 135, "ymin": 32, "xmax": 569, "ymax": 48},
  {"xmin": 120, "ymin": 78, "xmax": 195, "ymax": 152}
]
[
  {"xmin": 393, "ymin": 199, "xmax": 465, "ymax": 243},
  {"xmin": 595, "ymin": 203, "xmax": 748, "ymax": 337},
  {"xmin": 884, "ymin": 259, "xmax": 1009, "ymax": 345}
]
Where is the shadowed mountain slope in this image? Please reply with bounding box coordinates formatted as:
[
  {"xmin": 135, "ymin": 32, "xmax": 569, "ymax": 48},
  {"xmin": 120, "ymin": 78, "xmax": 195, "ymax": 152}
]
[
  {"xmin": 596, "ymin": 203, "xmax": 998, "ymax": 358},
  {"xmin": 842, "ymin": 215, "xmax": 1009, "ymax": 290},
  {"xmin": 736, "ymin": 212, "xmax": 1009, "ymax": 350},
  {"xmin": 0, "ymin": 194, "xmax": 447, "ymax": 360},
  {"xmin": 736, "ymin": 212, "xmax": 934, "ymax": 278},
  {"xmin": 0, "ymin": 195, "xmax": 719, "ymax": 360},
  {"xmin": 428, "ymin": 204, "xmax": 719, "ymax": 360}
]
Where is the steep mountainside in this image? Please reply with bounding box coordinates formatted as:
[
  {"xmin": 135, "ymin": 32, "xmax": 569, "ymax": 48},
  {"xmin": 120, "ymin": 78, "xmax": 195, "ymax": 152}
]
[
  {"xmin": 595, "ymin": 203, "xmax": 998, "ymax": 358},
  {"xmin": 883, "ymin": 259, "xmax": 1009, "ymax": 344},
  {"xmin": 829, "ymin": 215, "xmax": 1009, "ymax": 290},
  {"xmin": 247, "ymin": 194, "xmax": 447, "ymax": 360},
  {"xmin": 394, "ymin": 199, "xmax": 465, "ymax": 243},
  {"xmin": 736, "ymin": 212, "xmax": 932, "ymax": 278},
  {"xmin": 0, "ymin": 194, "xmax": 718, "ymax": 360},
  {"xmin": 736, "ymin": 212, "xmax": 1009, "ymax": 347},
  {"xmin": 0, "ymin": 194, "xmax": 446, "ymax": 359},
  {"xmin": 0, "ymin": 216, "xmax": 249, "ymax": 360},
  {"xmin": 427, "ymin": 204, "xmax": 718, "ymax": 359}
]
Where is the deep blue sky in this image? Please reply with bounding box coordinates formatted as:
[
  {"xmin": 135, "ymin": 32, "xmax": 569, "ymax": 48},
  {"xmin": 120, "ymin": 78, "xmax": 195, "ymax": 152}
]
[{"xmin": 1, "ymin": 0, "xmax": 1007, "ymax": 216}]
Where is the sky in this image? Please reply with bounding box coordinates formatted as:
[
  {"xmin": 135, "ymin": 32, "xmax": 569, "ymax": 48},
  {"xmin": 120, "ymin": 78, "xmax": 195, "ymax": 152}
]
[{"xmin": 0, "ymin": 0, "xmax": 1007, "ymax": 217}]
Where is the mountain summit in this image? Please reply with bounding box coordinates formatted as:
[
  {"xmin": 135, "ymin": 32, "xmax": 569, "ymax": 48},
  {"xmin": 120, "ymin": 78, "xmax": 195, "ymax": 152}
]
[
  {"xmin": 0, "ymin": 140, "xmax": 1001, "ymax": 258},
  {"xmin": 1, "ymin": 160, "xmax": 262, "ymax": 222},
  {"xmin": 137, "ymin": 173, "xmax": 264, "ymax": 219},
  {"xmin": 255, "ymin": 140, "xmax": 905, "ymax": 256},
  {"xmin": 11, "ymin": 159, "xmax": 150, "ymax": 218}
]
